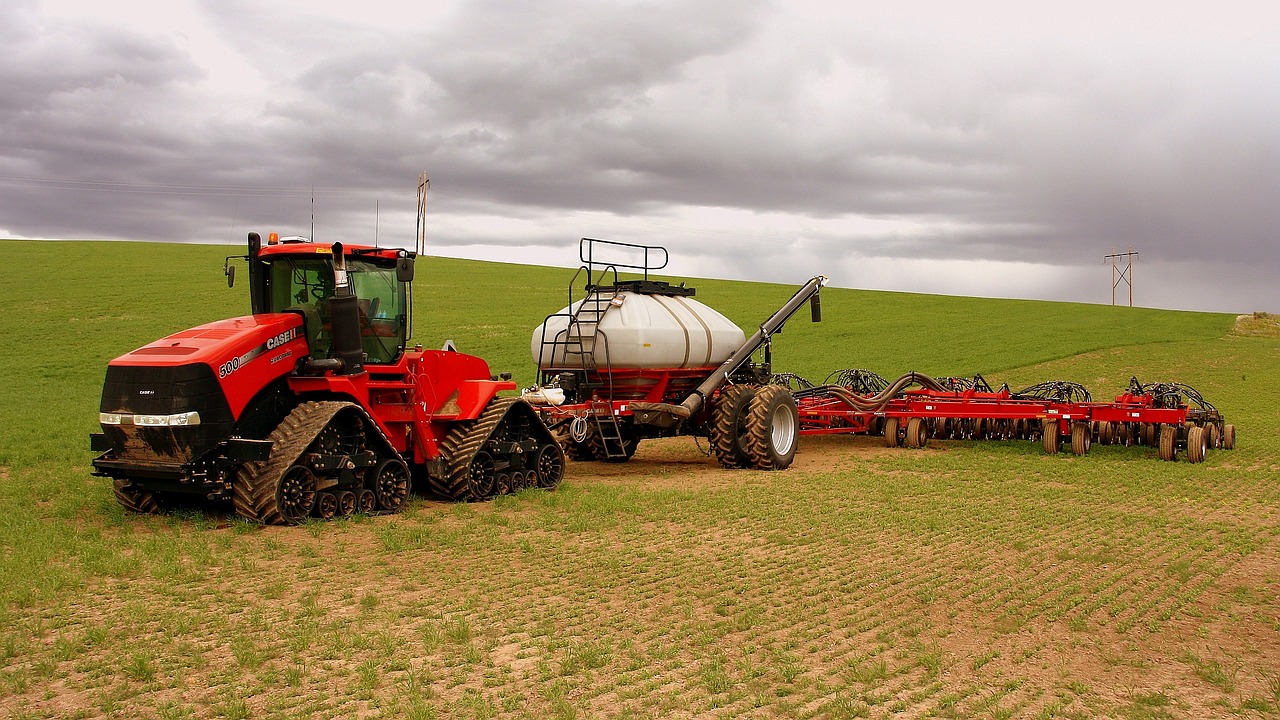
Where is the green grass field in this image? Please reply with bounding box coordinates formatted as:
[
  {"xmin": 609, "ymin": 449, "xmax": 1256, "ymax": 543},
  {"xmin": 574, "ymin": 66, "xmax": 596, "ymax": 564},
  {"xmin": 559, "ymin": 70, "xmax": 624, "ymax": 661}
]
[{"xmin": 1, "ymin": 239, "xmax": 1277, "ymax": 719}]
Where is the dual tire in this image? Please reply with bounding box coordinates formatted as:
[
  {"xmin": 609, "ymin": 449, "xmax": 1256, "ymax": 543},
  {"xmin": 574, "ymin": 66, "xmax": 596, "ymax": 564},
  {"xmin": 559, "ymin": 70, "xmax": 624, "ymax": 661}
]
[
  {"xmin": 711, "ymin": 385, "xmax": 800, "ymax": 470},
  {"xmin": 882, "ymin": 417, "xmax": 930, "ymax": 448}
]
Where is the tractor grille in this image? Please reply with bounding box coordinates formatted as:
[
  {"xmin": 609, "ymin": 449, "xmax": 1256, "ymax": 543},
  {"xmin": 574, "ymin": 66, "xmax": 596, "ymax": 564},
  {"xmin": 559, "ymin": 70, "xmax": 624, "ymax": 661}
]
[{"xmin": 99, "ymin": 363, "xmax": 235, "ymax": 466}]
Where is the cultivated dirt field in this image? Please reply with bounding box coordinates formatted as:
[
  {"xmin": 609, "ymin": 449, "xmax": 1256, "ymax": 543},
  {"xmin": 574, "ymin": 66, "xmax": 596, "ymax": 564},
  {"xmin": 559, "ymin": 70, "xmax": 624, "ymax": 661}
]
[{"xmin": 4, "ymin": 432, "xmax": 1277, "ymax": 720}]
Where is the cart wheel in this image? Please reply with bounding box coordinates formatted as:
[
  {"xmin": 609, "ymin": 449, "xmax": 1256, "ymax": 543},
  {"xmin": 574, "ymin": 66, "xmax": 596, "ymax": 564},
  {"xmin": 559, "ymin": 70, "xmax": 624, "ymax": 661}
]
[
  {"xmin": 1186, "ymin": 426, "xmax": 1207, "ymax": 464},
  {"xmin": 905, "ymin": 417, "xmax": 928, "ymax": 449},
  {"xmin": 1071, "ymin": 422, "xmax": 1091, "ymax": 456},
  {"xmin": 1205, "ymin": 423, "xmax": 1220, "ymax": 449},
  {"xmin": 883, "ymin": 417, "xmax": 901, "ymax": 448},
  {"xmin": 1117, "ymin": 423, "xmax": 1132, "ymax": 446},
  {"xmin": 711, "ymin": 385, "xmax": 757, "ymax": 469},
  {"xmin": 1222, "ymin": 424, "xmax": 1236, "ymax": 450},
  {"xmin": 1158, "ymin": 424, "xmax": 1178, "ymax": 461},
  {"xmin": 1141, "ymin": 423, "xmax": 1157, "ymax": 447},
  {"xmin": 744, "ymin": 385, "xmax": 800, "ymax": 470},
  {"xmin": 1042, "ymin": 420, "xmax": 1059, "ymax": 454}
]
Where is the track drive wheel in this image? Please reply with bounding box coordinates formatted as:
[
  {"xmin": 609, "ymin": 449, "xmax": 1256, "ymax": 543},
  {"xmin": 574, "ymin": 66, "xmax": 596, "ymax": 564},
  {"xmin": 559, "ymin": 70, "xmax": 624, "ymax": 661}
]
[
  {"xmin": 1071, "ymin": 422, "xmax": 1091, "ymax": 456},
  {"xmin": 1186, "ymin": 426, "xmax": 1207, "ymax": 464},
  {"xmin": 112, "ymin": 479, "xmax": 161, "ymax": 515},
  {"xmin": 463, "ymin": 451, "xmax": 498, "ymax": 500},
  {"xmin": 711, "ymin": 385, "xmax": 757, "ymax": 469},
  {"xmin": 883, "ymin": 417, "xmax": 901, "ymax": 448},
  {"xmin": 1042, "ymin": 420, "xmax": 1060, "ymax": 454},
  {"xmin": 276, "ymin": 465, "xmax": 319, "ymax": 524},
  {"xmin": 534, "ymin": 443, "xmax": 566, "ymax": 489},
  {"xmin": 1158, "ymin": 424, "xmax": 1178, "ymax": 461},
  {"xmin": 743, "ymin": 385, "xmax": 800, "ymax": 470},
  {"xmin": 905, "ymin": 417, "xmax": 928, "ymax": 449},
  {"xmin": 372, "ymin": 458, "xmax": 411, "ymax": 512}
]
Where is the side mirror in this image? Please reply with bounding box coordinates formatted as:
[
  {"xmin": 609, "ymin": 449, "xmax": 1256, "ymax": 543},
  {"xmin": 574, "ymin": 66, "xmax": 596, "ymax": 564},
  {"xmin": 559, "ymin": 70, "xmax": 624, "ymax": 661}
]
[
  {"xmin": 396, "ymin": 257, "xmax": 415, "ymax": 283},
  {"xmin": 810, "ymin": 292, "xmax": 822, "ymax": 322},
  {"xmin": 225, "ymin": 263, "xmax": 236, "ymax": 288}
]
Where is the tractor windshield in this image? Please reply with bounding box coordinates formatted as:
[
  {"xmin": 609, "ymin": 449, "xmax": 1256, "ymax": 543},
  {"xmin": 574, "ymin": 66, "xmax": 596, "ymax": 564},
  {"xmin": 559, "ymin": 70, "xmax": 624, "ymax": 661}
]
[{"xmin": 264, "ymin": 255, "xmax": 408, "ymax": 364}]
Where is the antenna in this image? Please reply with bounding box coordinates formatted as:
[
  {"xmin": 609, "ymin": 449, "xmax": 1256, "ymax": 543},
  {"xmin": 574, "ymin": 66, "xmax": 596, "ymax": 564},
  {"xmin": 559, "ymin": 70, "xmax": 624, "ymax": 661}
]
[
  {"xmin": 309, "ymin": 186, "xmax": 315, "ymax": 241},
  {"xmin": 1104, "ymin": 246, "xmax": 1138, "ymax": 306},
  {"xmin": 375, "ymin": 199, "xmax": 380, "ymax": 248},
  {"xmin": 416, "ymin": 172, "xmax": 430, "ymax": 255}
]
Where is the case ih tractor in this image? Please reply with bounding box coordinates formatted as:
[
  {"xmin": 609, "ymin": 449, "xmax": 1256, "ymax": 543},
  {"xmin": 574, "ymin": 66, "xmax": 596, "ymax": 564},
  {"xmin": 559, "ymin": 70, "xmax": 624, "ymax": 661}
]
[{"xmin": 91, "ymin": 232, "xmax": 563, "ymax": 524}]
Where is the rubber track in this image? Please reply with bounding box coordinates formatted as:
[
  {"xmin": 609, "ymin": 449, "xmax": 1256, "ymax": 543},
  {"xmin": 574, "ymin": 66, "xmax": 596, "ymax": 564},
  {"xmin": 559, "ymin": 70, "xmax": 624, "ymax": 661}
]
[
  {"xmin": 233, "ymin": 401, "xmax": 361, "ymax": 524},
  {"xmin": 113, "ymin": 479, "xmax": 160, "ymax": 514},
  {"xmin": 435, "ymin": 397, "xmax": 518, "ymax": 501}
]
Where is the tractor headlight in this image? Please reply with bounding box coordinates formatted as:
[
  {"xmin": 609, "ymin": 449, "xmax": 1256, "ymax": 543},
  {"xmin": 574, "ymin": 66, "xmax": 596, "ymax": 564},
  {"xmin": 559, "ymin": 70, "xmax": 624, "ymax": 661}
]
[{"xmin": 101, "ymin": 412, "xmax": 201, "ymax": 426}]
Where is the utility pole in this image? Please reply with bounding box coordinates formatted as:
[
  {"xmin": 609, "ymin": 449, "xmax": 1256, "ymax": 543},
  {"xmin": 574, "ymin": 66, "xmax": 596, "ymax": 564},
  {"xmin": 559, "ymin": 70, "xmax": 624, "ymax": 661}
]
[
  {"xmin": 415, "ymin": 172, "xmax": 430, "ymax": 256},
  {"xmin": 1104, "ymin": 246, "xmax": 1138, "ymax": 306}
]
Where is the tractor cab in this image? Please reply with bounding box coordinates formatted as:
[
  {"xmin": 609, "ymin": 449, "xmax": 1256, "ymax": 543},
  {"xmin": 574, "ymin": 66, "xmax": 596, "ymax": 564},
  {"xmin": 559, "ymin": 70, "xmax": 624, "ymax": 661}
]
[{"xmin": 235, "ymin": 233, "xmax": 415, "ymax": 366}]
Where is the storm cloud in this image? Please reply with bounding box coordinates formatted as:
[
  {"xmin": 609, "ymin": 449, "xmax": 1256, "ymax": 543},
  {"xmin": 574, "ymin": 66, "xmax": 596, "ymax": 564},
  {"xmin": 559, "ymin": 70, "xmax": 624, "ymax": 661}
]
[{"xmin": 2, "ymin": 0, "xmax": 1276, "ymax": 311}]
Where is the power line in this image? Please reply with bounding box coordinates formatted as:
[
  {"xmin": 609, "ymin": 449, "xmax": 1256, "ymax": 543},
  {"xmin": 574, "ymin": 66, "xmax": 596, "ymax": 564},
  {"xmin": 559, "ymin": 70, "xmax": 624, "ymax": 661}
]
[{"xmin": 1104, "ymin": 246, "xmax": 1138, "ymax": 306}]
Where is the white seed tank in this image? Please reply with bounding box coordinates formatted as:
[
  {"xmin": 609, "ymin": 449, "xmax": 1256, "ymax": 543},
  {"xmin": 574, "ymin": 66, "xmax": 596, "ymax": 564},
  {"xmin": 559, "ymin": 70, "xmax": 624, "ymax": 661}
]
[{"xmin": 531, "ymin": 287, "xmax": 746, "ymax": 370}]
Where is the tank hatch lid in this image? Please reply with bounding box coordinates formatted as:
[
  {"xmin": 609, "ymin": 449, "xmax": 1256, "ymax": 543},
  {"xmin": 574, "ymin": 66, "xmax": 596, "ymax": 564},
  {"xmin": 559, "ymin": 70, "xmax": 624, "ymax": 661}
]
[{"xmin": 587, "ymin": 279, "xmax": 695, "ymax": 297}]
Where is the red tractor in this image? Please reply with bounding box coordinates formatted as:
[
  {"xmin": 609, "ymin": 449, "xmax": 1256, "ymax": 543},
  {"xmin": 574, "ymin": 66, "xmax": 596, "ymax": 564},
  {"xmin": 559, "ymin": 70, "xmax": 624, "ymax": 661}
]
[{"xmin": 91, "ymin": 232, "xmax": 564, "ymax": 524}]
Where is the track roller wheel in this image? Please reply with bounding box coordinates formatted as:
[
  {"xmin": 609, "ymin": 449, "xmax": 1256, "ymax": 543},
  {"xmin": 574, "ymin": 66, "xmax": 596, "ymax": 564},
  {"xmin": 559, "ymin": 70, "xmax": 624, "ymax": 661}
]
[
  {"xmin": 337, "ymin": 490, "xmax": 357, "ymax": 517},
  {"xmin": 905, "ymin": 417, "xmax": 928, "ymax": 449},
  {"xmin": 1042, "ymin": 420, "xmax": 1060, "ymax": 454},
  {"xmin": 465, "ymin": 451, "xmax": 497, "ymax": 500},
  {"xmin": 511, "ymin": 471, "xmax": 529, "ymax": 492},
  {"xmin": 534, "ymin": 444, "xmax": 565, "ymax": 489},
  {"xmin": 372, "ymin": 458, "xmax": 410, "ymax": 512},
  {"xmin": 1158, "ymin": 424, "xmax": 1178, "ymax": 462},
  {"xmin": 357, "ymin": 489, "xmax": 377, "ymax": 514},
  {"xmin": 276, "ymin": 465, "xmax": 319, "ymax": 524},
  {"xmin": 1071, "ymin": 422, "xmax": 1091, "ymax": 456},
  {"xmin": 743, "ymin": 385, "xmax": 800, "ymax": 470},
  {"xmin": 711, "ymin": 385, "xmax": 757, "ymax": 468},
  {"xmin": 883, "ymin": 417, "xmax": 901, "ymax": 448},
  {"xmin": 1186, "ymin": 425, "xmax": 1207, "ymax": 464},
  {"xmin": 495, "ymin": 472, "xmax": 512, "ymax": 495},
  {"xmin": 315, "ymin": 492, "xmax": 337, "ymax": 520},
  {"xmin": 1222, "ymin": 424, "xmax": 1236, "ymax": 450},
  {"xmin": 112, "ymin": 479, "xmax": 161, "ymax": 515}
]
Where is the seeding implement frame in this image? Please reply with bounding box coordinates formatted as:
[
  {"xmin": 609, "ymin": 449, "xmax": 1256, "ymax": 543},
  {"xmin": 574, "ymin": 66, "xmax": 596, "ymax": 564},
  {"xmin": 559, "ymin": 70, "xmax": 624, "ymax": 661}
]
[{"xmin": 792, "ymin": 372, "xmax": 1233, "ymax": 463}]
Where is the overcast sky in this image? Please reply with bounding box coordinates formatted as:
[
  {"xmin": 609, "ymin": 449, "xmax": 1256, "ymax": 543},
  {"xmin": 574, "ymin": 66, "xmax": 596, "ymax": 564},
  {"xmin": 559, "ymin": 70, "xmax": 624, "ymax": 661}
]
[{"xmin": 2, "ymin": 0, "xmax": 1276, "ymax": 313}]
